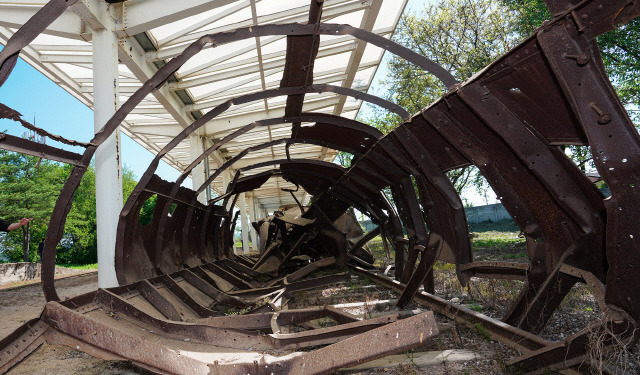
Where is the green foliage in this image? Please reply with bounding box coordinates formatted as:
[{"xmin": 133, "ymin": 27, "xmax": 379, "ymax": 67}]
[
  {"xmin": 474, "ymin": 323, "xmax": 492, "ymax": 341},
  {"xmin": 138, "ymin": 194, "xmax": 157, "ymax": 226},
  {"xmin": 0, "ymin": 150, "xmax": 140, "ymax": 265},
  {"xmin": 56, "ymin": 163, "xmax": 139, "ymax": 264},
  {"xmin": 471, "ymin": 232, "xmax": 525, "ymax": 249},
  {"xmin": 361, "ymin": 0, "xmax": 520, "ymax": 122},
  {"xmin": 64, "ymin": 263, "xmax": 98, "ymax": 270},
  {"xmin": 335, "ymin": 151, "xmax": 353, "ymax": 168},
  {"xmin": 358, "ymin": 0, "xmax": 520, "ymax": 195},
  {"xmin": 0, "ymin": 151, "xmax": 63, "ymax": 261},
  {"xmin": 122, "ymin": 166, "xmax": 137, "ymax": 201},
  {"xmin": 469, "ymin": 301, "xmax": 483, "ymax": 312},
  {"xmin": 599, "ymin": 19, "xmax": 640, "ymax": 124},
  {"xmin": 503, "ymin": 252, "xmax": 527, "ymax": 259},
  {"xmin": 57, "ymin": 163, "xmax": 97, "ymax": 264},
  {"xmin": 502, "ymin": 0, "xmax": 640, "ymax": 171},
  {"xmin": 500, "ymin": 0, "xmax": 551, "ymax": 35},
  {"xmin": 447, "ymin": 166, "xmax": 488, "ymax": 195}
]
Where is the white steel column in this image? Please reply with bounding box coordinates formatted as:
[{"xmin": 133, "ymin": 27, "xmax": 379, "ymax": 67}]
[
  {"xmin": 238, "ymin": 192, "xmax": 250, "ymax": 255},
  {"xmin": 93, "ymin": 27, "xmax": 122, "ymax": 288},
  {"xmin": 221, "ymin": 168, "xmax": 237, "ymax": 253},
  {"xmin": 222, "ymin": 169, "xmax": 232, "ymax": 210},
  {"xmin": 248, "ymin": 196, "xmax": 257, "ymax": 251},
  {"xmin": 189, "ymin": 135, "xmax": 206, "ymax": 204}
]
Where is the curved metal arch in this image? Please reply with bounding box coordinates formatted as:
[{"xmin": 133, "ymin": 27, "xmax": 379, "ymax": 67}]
[
  {"xmin": 225, "ymin": 162, "xmax": 382, "ymax": 222},
  {"xmin": 37, "ymin": 19, "xmax": 451, "ymax": 301},
  {"xmin": 135, "ymin": 84, "xmax": 404, "ymax": 203},
  {"xmin": 196, "ymin": 135, "xmax": 379, "ymax": 196},
  {"xmin": 122, "ymin": 114, "xmax": 388, "ymax": 285},
  {"xmin": 183, "ymin": 112, "xmax": 384, "ymax": 183},
  {"xmin": 223, "ymin": 159, "xmax": 382, "ymax": 212},
  {"xmin": 130, "ymin": 113, "xmax": 384, "ymax": 227}
]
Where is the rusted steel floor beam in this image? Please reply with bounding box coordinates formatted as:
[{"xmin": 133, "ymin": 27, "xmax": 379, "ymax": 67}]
[
  {"xmin": 349, "ymin": 265, "xmax": 550, "ymax": 353},
  {"xmin": 2, "ymin": 290, "xmax": 438, "ymax": 375}
]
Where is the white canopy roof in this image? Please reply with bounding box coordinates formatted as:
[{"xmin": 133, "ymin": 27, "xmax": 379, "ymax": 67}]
[{"xmin": 0, "ymin": 0, "xmax": 408, "ymax": 212}]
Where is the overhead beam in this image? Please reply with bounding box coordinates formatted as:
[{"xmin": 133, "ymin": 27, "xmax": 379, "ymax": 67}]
[
  {"xmin": 201, "ymin": 97, "xmax": 342, "ymax": 135},
  {"xmin": 117, "ymin": 0, "xmax": 240, "ymax": 37},
  {"xmin": 147, "ymin": 0, "xmax": 366, "ymax": 61},
  {"xmin": 185, "ymin": 63, "xmax": 374, "ymax": 112},
  {"xmin": 168, "ymin": 42, "xmax": 359, "ymax": 91},
  {"xmin": 0, "ymin": 5, "xmax": 82, "ymax": 39},
  {"xmin": 157, "ymin": 0, "xmax": 256, "ymax": 47},
  {"xmin": 0, "ymin": 26, "xmax": 89, "ymax": 106},
  {"xmin": 232, "ymin": 151, "xmax": 332, "ymax": 169},
  {"xmin": 116, "ymin": 36, "xmax": 230, "ymax": 165}
]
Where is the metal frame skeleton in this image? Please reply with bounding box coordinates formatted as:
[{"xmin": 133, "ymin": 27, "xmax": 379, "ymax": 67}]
[{"xmin": 0, "ymin": 0, "xmax": 639, "ymax": 373}]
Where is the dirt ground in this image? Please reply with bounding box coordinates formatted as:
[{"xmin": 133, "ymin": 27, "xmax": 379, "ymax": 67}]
[
  {"xmin": 2, "ymin": 263, "xmax": 636, "ymax": 374},
  {"xmin": 0, "ymin": 272, "xmax": 98, "ymax": 338},
  {"xmin": 1, "ymin": 270, "xmax": 516, "ymax": 375},
  {"xmin": 0, "ymin": 272, "xmax": 139, "ymax": 375}
]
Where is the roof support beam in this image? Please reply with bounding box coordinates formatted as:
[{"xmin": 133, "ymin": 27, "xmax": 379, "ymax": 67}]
[
  {"xmin": 184, "ymin": 70, "xmax": 366, "ymax": 111},
  {"xmin": 232, "ymin": 151, "xmax": 333, "ymax": 169},
  {"xmin": 157, "ymin": 0, "xmax": 257, "ymax": 47},
  {"xmin": 203, "ymin": 97, "xmax": 343, "ymax": 135},
  {"xmin": 167, "ymin": 42, "xmax": 359, "ymax": 90},
  {"xmin": 147, "ymin": 0, "xmax": 365, "ymax": 61},
  {"xmin": 117, "ymin": 0, "xmax": 240, "ymax": 37},
  {"xmin": 190, "ymin": 135, "xmax": 207, "ymax": 204},
  {"xmin": 0, "ymin": 4, "xmax": 83, "ymax": 39},
  {"xmin": 0, "ymin": 26, "xmax": 89, "ymax": 106}
]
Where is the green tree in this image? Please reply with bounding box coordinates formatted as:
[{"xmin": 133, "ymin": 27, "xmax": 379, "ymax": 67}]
[
  {"xmin": 503, "ymin": 0, "xmax": 639, "ymax": 125},
  {"xmin": 502, "ymin": 0, "xmax": 640, "ymax": 171},
  {"xmin": 358, "ymin": 0, "xmax": 520, "ymax": 194},
  {"xmin": 0, "ymin": 151, "xmax": 63, "ymax": 261},
  {"xmin": 138, "ymin": 194, "xmax": 157, "ymax": 226},
  {"xmin": 57, "ymin": 163, "xmax": 139, "ymax": 264},
  {"xmin": 0, "ymin": 151, "xmax": 141, "ymax": 265},
  {"xmin": 57, "ymin": 164, "xmax": 97, "ymax": 264}
]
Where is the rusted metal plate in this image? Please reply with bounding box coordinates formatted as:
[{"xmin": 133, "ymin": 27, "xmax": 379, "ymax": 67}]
[
  {"xmin": 1, "ymin": 0, "xmax": 639, "ymax": 372},
  {"xmin": 0, "ymin": 132, "xmax": 84, "ymax": 166}
]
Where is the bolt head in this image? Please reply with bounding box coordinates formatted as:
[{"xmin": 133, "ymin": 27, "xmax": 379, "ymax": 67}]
[
  {"xmin": 577, "ymin": 54, "xmax": 589, "ymax": 65},
  {"xmin": 598, "ymin": 115, "xmax": 612, "ymax": 125}
]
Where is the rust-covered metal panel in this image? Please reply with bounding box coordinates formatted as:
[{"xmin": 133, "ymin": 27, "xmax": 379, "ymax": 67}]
[{"xmin": 0, "ymin": 0, "xmax": 639, "ymax": 373}]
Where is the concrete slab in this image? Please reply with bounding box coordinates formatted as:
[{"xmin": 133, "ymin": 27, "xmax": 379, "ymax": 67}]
[{"xmin": 339, "ymin": 349, "xmax": 481, "ymax": 373}]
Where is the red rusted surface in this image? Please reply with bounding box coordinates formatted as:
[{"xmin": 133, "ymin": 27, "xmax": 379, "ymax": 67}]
[{"xmin": 0, "ymin": 0, "xmax": 639, "ymax": 373}]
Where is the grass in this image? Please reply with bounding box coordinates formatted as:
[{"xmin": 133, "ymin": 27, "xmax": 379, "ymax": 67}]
[
  {"xmin": 365, "ymin": 220, "xmax": 526, "ymax": 267},
  {"xmin": 472, "ymin": 235, "xmax": 524, "ymax": 249},
  {"xmin": 474, "ymin": 323, "xmax": 492, "ymax": 341},
  {"xmin": 468, "ymin": 219, "xmax": 519, "ymax": 233},
  {"xmin": 471, "ymin": 231, "xmax": 525, "ymax": 249},
  {"xmin": 349, "ymin": 219, "xmax": 621, "ymax": 373},
  {"xmin": 62, "ymin": 263, "xmax": 98, "ymax": 270}
]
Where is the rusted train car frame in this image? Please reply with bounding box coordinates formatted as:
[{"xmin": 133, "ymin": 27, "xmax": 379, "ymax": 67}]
[{"xmin": 1, "ymin": 0, "xmax": 639, "ymax": 373}]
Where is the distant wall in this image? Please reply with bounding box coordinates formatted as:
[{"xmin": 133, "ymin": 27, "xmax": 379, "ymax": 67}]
[
  {"xmin": 360, "ymin": 202, "xmax": 513, "ymax": 230},
  {"xmin": 362, "ymin": 220, "xmax": 377, "ymax": 232},
  {"xmin": 0, "ymin": 262, "xmax": 41, "ymax": 284},
  {"xmin": 0, "ymin": 262, "xmax": 80, "ymax": 285},
  {"xmin": 464, "ymin": 203, "xmax": 512, "ymax": 223}
]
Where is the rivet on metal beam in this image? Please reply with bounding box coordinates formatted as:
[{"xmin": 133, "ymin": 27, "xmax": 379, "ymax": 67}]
[
  {"xmin": 589, "ymin": 102, "xmax": 612, "ymax": 124},
  {"xmin": 564, "ymin": 53, "xmax": 590, "ymax": 66}
]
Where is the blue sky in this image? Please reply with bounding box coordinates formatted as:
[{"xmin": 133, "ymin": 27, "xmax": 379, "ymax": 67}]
[{"xmin": 0, "ymin": 55, "xmax": 182, "ymax": 182}]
